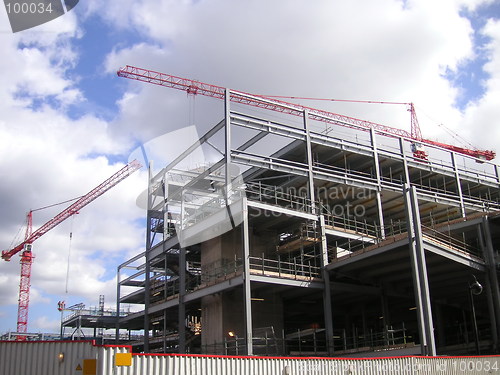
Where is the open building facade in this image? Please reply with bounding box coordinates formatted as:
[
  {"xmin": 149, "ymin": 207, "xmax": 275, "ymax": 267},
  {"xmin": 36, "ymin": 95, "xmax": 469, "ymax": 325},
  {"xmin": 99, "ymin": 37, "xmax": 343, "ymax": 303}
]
[{"xmin": 114, "ymin": 91, "xmax": 500, "ymax": 356}]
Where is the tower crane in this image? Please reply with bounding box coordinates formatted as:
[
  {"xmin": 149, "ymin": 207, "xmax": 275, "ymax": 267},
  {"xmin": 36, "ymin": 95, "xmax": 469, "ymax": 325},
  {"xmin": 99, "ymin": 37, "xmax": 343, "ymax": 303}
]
[
  {"xmin": 117, "ymin": 65, "xmax": 495, "ymax": 161},
  {"xmin": 1, "ymin": 159, "xmax": 142, "ymax": 340}
]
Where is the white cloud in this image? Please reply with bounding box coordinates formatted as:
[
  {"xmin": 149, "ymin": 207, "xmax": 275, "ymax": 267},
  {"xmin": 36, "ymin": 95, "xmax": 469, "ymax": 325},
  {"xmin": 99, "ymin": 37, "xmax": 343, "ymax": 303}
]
[
  {"xmin": 101, "ymin": 0, "xmax": 494, "ymax": 147},
  {"xmin": 458, "ymin": 18, "xmax": 500, "ymax": 152},
  {"xmin": 0, "ymin": 4, "xmax": 145, "ymax": 332},
  {"xmin": 32, "ymin": 316, "xmax": 60, "ymax": 332}
]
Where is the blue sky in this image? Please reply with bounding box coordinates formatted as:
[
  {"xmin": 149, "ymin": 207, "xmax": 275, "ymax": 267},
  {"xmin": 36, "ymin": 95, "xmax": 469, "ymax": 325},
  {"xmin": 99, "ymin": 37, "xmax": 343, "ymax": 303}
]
[{"xmin": 1, "ymin": 0, "xmax": 500, "ymax": 335}]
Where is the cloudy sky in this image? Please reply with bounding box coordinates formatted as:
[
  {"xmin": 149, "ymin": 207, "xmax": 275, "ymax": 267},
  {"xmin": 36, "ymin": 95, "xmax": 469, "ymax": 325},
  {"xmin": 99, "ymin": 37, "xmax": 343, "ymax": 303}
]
[{"xmin": 0, "ymin": 0, "xmax": 499, "ymax": 335}]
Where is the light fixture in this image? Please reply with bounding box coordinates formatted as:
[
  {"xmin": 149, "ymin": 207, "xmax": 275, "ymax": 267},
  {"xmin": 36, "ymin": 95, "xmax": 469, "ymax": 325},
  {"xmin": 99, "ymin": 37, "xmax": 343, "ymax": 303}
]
[
  {"xmin": 57, "ymin": 352, "xmax": 64, "ymax": 363},
  {"xmin": 470, "ymin": 275, "xmax": 483, "ymax": 296},
  {"xmin": 409, "ymin": 306, "xmax": 417, "ymax": 311},
  {"xmin": 228, "ymin": 331, "xmax": 235, "ymax": 337},
  {"xmin": 250, "ymin": 298, "xmax": 264, "ymax": 301}
]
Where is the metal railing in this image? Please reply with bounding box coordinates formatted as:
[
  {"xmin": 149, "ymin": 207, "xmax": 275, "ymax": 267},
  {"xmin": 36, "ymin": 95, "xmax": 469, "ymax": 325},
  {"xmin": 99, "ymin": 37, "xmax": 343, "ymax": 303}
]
[{"xmin": 249, "ymin": 256, "xmax": 321, "ymax": 280}]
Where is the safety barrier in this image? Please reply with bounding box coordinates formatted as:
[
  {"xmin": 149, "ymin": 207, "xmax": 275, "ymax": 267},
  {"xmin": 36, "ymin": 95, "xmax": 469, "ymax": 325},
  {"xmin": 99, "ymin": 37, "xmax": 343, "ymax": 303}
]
[{"xmin": 1, "ymin": 340, "xmax": 499, "ymax": 375}]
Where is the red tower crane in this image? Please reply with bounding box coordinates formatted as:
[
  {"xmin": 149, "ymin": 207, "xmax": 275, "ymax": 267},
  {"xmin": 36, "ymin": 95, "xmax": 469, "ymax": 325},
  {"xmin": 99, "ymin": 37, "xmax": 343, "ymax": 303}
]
[
  {"xmin": 1, "ymin": 159, "xmax": 142, "ymax": 340},
  {"xmin": 117, "ymin": 65, "xmax": 495, "ymax": 161}
]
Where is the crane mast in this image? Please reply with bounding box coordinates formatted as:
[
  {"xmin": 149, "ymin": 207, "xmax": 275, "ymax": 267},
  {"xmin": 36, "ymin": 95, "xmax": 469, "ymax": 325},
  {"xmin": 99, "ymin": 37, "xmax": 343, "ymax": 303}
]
[
  {"xmin": 117, "ymin": 65, "xmax": 495, "ymax": 161},
  {"xmin": 2, "ymin": 159, "xmax": 141, "ymax": 339}
]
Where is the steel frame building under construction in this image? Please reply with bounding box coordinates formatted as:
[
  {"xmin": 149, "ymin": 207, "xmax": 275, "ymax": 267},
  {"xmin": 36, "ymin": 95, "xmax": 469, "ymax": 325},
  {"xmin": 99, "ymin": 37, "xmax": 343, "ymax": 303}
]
[{"xmin": 114, "ymin": 89, "xmax": 500, "ymax": 357}]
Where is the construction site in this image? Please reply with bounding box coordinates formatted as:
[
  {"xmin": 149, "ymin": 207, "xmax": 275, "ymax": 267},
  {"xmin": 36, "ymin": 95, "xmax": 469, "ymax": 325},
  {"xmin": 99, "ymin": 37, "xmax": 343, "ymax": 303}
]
[{"xmin": 3, "ymin": 66, "xmax": 500, "ymax": 360}]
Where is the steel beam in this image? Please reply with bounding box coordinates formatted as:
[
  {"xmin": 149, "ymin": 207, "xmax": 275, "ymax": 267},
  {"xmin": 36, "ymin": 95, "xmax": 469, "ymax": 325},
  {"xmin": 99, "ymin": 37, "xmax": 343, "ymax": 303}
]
[
  {"xmin": 247, "ymin": 200, "xmax": 317, "ymax": 221},
  {"xmin": 422, "ymin": 239, "xmax": 486, "ymax": 271},
  {"xmin": 249, "ymin": 274, "xmax": 323, "ymax": 288},
  {"xmin": 153, "ymin": 119, "xmax": 225, "ymax": 179}
]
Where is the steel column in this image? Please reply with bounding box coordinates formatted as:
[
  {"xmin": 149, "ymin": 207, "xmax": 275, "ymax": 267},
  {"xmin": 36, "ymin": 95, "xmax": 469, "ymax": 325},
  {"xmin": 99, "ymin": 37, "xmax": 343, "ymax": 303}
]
[
  {"xmin": 399, "ymin": 138, "xmax": 411, "ymax": 184},
  {"xmin": 143, "ymin": 162, "xmax": 154, "ymax": 352},
  {"xmin": 371, "ymin": 129, "xmax": 385, "ymax": 239},
  {"xmin": 241, "ymin": 197, "xmax": 253, "ymax": 355},
  {"xmin": 451, "ymin": 152, "xmax": 466, "ymax": 217},
  {"xmin": 404, "ymin": 184, "xmax": 436, "ymax": 355},
  {"xmin": 481, "ymin": 217, "xmax": 500, "ymax": 346},
  {"xmin": 303, "ymin": 110, "xmax": 317, "ymax": 215},
  {"xmin": 319, "ymin": 215, "xmax": 334, "ymax": 354},
  {"xmin": 115, "ymin": 266, "xmax": 121, "ymax": 344},
  {"xmin": 178, "ymin": 246, "xmax": 186, "ymax": 353}
]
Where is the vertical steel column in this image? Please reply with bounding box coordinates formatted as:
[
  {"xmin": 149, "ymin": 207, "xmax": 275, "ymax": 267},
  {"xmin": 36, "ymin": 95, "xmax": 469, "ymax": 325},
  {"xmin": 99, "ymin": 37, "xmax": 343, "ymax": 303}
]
[
  {"xmin": 319, "ymin": 215, "xmax": 334, "ymax": 354},
  {"xmin": 178, "ymin": 246, "xmax": 186, "ymax": 353},
  {"xmin": 451, "ymin": 152, "xmax": 466, "ymax": 217},
  {"xmin": 481, "ymin": 217, "xmax": 500, "ymax": 345},
  {"xmin": 410, "ymin": 185, "xmax": 436, "ymax": 355},
  {"xmin": 399, "ymin": 138, "xmax": 410, "ymax": 184},
  {"xmin": 380, "ymin": 292, "xmax": 390, "ymax": 332},
  {"xmin": 163, "ymin": 173, "xmax": 169, "ymax": 353},
  {"xmin": 225, "ymin": 89, "xmax": 232, "ymax": 193},
  {"xmin": 484, "ymin": 280, "xmax": 498, "ymax": 352},
  {"xmin": 303, "ymin": 110, "xmax": 317, "ymax": 215},
  {"xmin": 371, "ymin": 129, "xmax": 385, "ymax": 239},
  {"xmin": 143, "ymin": 162, "xmax": 154, "ymax": 352},
  {"xmin": 224, "ymin": 89, "xmax": 236, "ymax": 228},
  {"xmin": 404, "ymin": 184, "xmax": 436, "ymax": 355},
  {"xmin": 115, "ymin": 266, "xmax": 121, "ymax": 344},
  {"xmin": 241, "ymin": 197, "xmax": 253, "ymax": 355}
]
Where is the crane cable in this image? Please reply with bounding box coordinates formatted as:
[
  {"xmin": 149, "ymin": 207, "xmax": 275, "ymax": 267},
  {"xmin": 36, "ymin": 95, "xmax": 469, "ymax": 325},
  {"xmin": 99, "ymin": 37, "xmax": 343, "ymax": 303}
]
[
  {"xmin": 64, "ymin": 215, "xmax": 75, "ymax": 294},
  {"xmin": 261, "ymin": 95, "xmax": 476, "ymax": 150}
]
